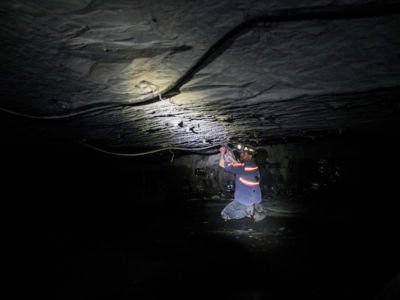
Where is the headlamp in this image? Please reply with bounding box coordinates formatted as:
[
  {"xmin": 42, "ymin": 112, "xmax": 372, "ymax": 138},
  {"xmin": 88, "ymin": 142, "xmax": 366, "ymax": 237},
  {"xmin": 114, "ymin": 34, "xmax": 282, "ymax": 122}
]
[{"xmin": 235, "ymin": 143, "xmax": 255, "ymax": 154}]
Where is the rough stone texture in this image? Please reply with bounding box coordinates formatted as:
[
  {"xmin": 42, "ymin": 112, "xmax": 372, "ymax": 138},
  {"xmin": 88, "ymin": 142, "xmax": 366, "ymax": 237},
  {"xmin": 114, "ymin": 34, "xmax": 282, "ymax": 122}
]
[{"xmin": 1, "ymin": 0, "xmax": 400, "ymax": 149}]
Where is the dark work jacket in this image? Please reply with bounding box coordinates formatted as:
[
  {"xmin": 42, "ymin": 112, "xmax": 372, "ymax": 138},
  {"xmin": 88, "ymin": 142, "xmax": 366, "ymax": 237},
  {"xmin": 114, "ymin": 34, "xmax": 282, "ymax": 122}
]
[{"xmin": 224, "ymin": 159, "xmax": 262, "ymax": 205}]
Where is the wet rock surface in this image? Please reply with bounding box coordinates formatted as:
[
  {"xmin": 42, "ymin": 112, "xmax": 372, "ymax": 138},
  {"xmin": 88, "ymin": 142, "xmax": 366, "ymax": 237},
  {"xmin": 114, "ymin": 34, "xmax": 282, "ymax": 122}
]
[{"xmin": 1, "ymin": 1, "xmax": 400, "ymax": 148}]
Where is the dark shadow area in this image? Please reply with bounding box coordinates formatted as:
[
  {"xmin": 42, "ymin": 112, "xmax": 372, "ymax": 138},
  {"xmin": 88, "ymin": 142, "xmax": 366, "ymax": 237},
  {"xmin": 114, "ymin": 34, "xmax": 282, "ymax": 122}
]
[{"xmin": 2, "ymin": 129, "xmax": 399, "ymax": 299}]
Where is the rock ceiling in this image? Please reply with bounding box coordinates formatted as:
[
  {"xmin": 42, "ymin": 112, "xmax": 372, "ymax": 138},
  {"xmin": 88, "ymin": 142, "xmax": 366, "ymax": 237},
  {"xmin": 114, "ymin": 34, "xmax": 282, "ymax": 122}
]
[{"xmin": 1, "ymin": 0, "xmax": 400, "ymax": 150}]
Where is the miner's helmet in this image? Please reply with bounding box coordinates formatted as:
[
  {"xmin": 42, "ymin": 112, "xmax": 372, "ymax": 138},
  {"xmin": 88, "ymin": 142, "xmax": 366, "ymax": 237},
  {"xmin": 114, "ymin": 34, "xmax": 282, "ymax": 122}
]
[{"xmin": 235, "ymin": 143, "xmax": 256, "ymax": 155}]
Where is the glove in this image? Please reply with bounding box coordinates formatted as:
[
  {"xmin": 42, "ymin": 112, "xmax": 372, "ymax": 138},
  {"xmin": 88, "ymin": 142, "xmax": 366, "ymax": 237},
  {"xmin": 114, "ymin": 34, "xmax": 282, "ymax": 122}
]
[{"xmin": 219, "ymin": 146, "xmax": 226, "ymax": 154}]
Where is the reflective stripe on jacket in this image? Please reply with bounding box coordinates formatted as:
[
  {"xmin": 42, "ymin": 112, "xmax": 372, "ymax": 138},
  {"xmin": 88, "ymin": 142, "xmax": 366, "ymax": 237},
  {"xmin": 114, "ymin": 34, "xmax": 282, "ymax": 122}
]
[{"xmin": 223, "ymin": 159, "xmax": 262, "ymax": 205}]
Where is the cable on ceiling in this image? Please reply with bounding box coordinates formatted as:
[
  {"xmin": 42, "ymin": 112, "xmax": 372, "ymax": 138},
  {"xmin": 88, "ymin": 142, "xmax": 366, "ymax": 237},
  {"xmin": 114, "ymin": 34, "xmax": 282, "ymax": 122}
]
[
  {"xmin": 80, "ymin": 141, "xmax": 234, "ymax": 157},
  {"xmin": 1, "ymin": 3, "xmax": 398, "ymax": 120}
]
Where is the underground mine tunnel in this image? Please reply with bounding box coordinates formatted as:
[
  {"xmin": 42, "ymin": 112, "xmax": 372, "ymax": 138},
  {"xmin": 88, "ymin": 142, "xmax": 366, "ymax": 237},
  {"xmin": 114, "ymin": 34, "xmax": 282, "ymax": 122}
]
[{"xmin": 1, "ymin": 1, "xmax": 400, "ymax": 299}]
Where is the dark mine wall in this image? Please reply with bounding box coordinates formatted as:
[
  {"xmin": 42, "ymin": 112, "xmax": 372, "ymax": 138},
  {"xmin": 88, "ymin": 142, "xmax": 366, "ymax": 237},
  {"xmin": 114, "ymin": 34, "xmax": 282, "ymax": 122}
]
[
  {"xmin": 169, "ymin": 132, "xmax": 397, "ymax": 210},
  {"xmin": 3, "ymin": 130, "xmax": 400, "ymax": 299}
]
